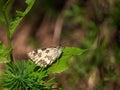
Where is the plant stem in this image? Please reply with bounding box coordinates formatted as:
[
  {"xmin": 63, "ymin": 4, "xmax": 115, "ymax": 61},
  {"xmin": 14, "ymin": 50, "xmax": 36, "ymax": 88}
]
[
  {"xmin": 3, "ymin": 0, "xmax": 13, "ymax": 61},
  {"xmin": 3, "ymin": 12, "xmax": 11, "ymax": 49}
]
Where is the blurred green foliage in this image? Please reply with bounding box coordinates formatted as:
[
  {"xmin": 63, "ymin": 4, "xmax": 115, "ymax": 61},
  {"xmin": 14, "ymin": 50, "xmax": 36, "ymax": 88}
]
[
  {"xmin": 112, "ymin": 0, "xmax": 120, "ymax": 26},
  {"xmin": 62, "ymin": 0, "xmax": 120, "ymax": 89},
  {"xmin": 0, "ymin": 0, "xmax": 6, "ymax": 25}
]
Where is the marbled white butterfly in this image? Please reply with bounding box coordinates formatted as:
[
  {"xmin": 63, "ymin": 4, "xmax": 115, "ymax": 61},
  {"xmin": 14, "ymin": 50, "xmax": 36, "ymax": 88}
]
[{"xmin": 28, "ymin": 47, "xmax": 62, "ymax": 67}]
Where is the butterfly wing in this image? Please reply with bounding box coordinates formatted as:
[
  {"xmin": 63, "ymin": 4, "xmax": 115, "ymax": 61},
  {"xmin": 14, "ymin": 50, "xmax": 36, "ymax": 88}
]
[{"xmin": 28, "ymin": 47, "xmax": 62, "ymax": 67}]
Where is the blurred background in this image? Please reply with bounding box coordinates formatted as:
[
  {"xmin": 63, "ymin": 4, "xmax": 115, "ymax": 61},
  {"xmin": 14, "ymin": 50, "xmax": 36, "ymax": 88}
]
[{"xmin": 0, "ymin": 0, "xmax": 120, "ymax": 90}]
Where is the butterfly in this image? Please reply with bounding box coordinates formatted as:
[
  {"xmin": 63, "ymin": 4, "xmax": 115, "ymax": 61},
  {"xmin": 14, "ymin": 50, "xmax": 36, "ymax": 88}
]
[{"xmin": 28, "ymin": 47, "xmax": 62, "ymax": 67}]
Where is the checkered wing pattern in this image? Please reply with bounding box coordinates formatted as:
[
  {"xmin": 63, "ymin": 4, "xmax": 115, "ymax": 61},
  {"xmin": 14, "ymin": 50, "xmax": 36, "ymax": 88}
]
[{"xmin": 28, "ymin": 47, "xmax": 62, "ymax": 67}]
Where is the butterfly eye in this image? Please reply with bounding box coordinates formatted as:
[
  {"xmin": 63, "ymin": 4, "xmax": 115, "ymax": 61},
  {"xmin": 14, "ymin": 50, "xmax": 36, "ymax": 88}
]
[
  {"xmin": 41, "ymin": 48, "xmax": 46, "ymax": 51},
  {"xmin": 45, "ymin": 50, "xmax": 50, "ymax": 53}
]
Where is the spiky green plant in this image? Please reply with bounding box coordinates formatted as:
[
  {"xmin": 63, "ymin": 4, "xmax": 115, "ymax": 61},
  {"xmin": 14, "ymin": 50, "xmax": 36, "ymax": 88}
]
[{"xmin": 1, "ymin": 60, "xmax": 54, "ymax": 90}]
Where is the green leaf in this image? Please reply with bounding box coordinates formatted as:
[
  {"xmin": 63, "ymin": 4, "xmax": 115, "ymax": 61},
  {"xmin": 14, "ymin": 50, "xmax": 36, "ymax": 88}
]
[
  {"xmin": 0, "ymin": 41, "xmax": 11, "ymax": 63},
  {"xmin": 9, "ymin": 0, "xmax": 35, "ymax": 37},
  {"xmin": 62, "ymin": 47, "xmax": 86, "ymax": 56},
  {"xmin": 26, "ymin": 0, "xmax": 33, "ymax": 5},
  {"xmin": 48, "ymin": 47, "xmax": 86, "ymax": 73}
]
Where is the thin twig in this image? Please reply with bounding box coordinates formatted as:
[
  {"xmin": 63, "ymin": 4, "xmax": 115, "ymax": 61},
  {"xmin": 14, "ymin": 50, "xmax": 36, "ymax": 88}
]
[
  {"xmin": 87, "ymin": 68, "xmax": 100, "ymax": 90},
  {"xmin": 53, "ymin": 0, "xmax": 76, "ymax": 46}
]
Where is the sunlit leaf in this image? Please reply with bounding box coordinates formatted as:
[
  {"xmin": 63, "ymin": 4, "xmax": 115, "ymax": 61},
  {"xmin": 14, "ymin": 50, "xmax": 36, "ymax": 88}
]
[{"xmin": 48, "ymin": 47, "xmax": 86, "ymax": 73}]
